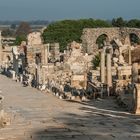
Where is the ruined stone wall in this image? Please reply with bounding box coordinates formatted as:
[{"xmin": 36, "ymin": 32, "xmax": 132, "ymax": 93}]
[{"xmin": 81, "ymin": 27, "xmax": 140, "ymax": 55}]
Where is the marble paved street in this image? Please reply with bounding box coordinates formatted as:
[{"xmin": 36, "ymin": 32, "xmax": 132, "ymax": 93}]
[{"xmin": 0, "ymin": 75, "xmax": 140, "ymax": 140}]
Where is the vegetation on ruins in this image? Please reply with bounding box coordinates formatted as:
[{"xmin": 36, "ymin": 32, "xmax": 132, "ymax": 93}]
[
  {"xmin": 92, "ymin": 54, "xmax": 100, "ymax": 70},
  {"xmin": 14, "ymin": 35, "xmax": 27, "ymax": 46},
  {"xmin": 42, "ymin": 19, "xmax": 112, "ymax": 51}
]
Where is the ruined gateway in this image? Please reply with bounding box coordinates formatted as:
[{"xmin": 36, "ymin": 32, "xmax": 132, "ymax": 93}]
[{"xmin": 82, "ymin": 27, "xmax": 140, "ymax": 55}]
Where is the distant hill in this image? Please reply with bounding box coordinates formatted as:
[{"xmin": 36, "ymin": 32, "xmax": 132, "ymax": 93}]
[{"xmin": 0, "ymin": 20, "xmax": 52, "ymax": 26}]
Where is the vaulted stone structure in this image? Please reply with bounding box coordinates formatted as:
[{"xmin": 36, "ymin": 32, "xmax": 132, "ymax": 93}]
[{"xmin": 81, "ymin": 27, "xmax": 140, "ymax": 55}]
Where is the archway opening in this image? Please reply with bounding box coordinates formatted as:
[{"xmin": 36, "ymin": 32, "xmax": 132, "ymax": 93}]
[
  {"xmin": 129, "ymin": 33, "xmax": 140, "ymax": 46},
  {"xmin": 96, "ymin": 34, "xmax": 109, "ymax": 49},
  {"xmin": 6, "ymin": 55, "xmax": 11, "ymax": 61}
]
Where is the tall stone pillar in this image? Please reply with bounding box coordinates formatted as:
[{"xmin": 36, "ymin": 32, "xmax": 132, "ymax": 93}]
[
  {"xmin": 54, "ymin": 43, "xmax": 60, "ymax": 60},
  {"xmin": 42, "ymin": 67, "xmax": 46, "ymax": 85},
  {"xmin": 44, "ymin": 44, "xmax": 49, "ymax": 65},
  {"xmin": 0, "ymin": 31, "xmax": 2, "ymax": 66},
  {"xmin": 134, "ymin": 84, "xmax": 140, "ymax": 115},
  {"xmin": 132, "ymin": 63, "xmax": 139, "ymax": 83},
  {"xmin": 106, "ymin": 53, "xmax": 112, "ymax": 95},
  {"xmin": 100, "ymin": 50, "xmax": 105, "ymax": 83},
  {"xmin": 37, "ymin": 65, "xmax": 41, "ymax": 86},
  {"xmin": 128, "ymin": 46, "xmax": 132, "ymax": 65},
  {"xmin": 0, "ymin": 95, "xmax": 4, "ymax": 125}
]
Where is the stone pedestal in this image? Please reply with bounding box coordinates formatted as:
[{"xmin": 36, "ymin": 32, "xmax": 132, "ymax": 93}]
[
  {"xmin": 12, "ymin": 71, "xmax": 16, "ymax": 80},
  {"xmin": 100, "ymin": 51, "xmax": 105, "ymax": 83},
  {"xmin": 20, "ymin": 74, "xmax": 23, "ymax": 83}
]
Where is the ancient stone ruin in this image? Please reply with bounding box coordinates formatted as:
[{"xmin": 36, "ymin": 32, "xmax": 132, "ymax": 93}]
[{"xmin": 0, "ymin": 27, "xmax": 140, "ymax": 115}]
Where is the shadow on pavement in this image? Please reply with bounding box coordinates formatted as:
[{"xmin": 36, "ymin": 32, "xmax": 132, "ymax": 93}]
[{"xmin": 32, "ymin": 98, "xmax": 140, "ymax": 140}]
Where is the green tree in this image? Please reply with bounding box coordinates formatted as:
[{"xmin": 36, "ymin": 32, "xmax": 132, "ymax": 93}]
[
  {"xmin": 127, "ymin": 19, "xmax": 140, "ymax": 28},
  {"xmin": 14, "ymin": 22, "xmax": 31, "ymax": 45},
  {"xmin": 43, "ymin": 19, "xmax": 111, "ymax": 52},
  {"xmin": 14, "ymin": 35, "xmax": 27, "ymax": 45},
  {"xmin": 92, "ymin": 54, "xmax": 100, "ymax": 70},
  {"xmin": 16, "ymin": 22, "xmax": 31, "ymax": 36},
  {"xmin": 112, "ymin": 17, "xmax": 126, "ymax": 27}
]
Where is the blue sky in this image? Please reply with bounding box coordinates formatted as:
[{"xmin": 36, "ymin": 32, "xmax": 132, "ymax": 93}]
[{"xmin": 0, "ymin": 0, "xmax": 139, "ymax": 20}]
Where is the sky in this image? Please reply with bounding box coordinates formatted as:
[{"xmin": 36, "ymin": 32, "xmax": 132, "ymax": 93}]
[{"xmin": 0, "ymin": 0, "xmax": 139, "ymax": 21}]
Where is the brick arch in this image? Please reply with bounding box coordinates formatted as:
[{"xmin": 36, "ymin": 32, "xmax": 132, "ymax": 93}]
[
  {"xmin": 124, "ymin": 29, "xmax": 140, "ymax": 46},
  {"xmin": 82, "ymin": 27, "xmax": 140, "ymax": 55},
  {"xmin": 95, "ymin": 34, "xmax": 109, "ymax": 49}
]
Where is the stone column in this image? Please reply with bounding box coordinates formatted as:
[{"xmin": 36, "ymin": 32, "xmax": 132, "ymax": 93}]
[
  {"xmin": 42, "ymin": 67, "xmax": 46, "ymax": 85},
  {"xmin": 134, "ymin": 84, "xmax": 140, "ymax": 115},
  {"xmin": 106, "ymin": 53, "xmax": 112, "ymax": 95},
  {"xmin": 37, "ymin": 65, "xmax": 41, "ymax": 86},
  {"xmin": 44, "ymin": 44, "xmax": 49, "ymax": 65},
  {"xmin": 0, "ymin": 95, "xmax": 4, "ymax": 125},
  {"xmin": 0, "ymin": 31, "xmax": 2, "ymax": 66},
  {"xmin": 132, "ymin": 63, "xmax": 139, "ymax": 83},
  {"xmin": 100, "ymin": 50, "xmax": 105, "ymax": 83},
  {"xmin": 54, "ymin": 43, "xmax": 60, "ymax": 60},
  {"xmin": 12, "ymin": 71, "xmax": 16, "ymax": 80},
  {"xmin": 20, "ymin": 74, "xmax": 23, "ymax": 83},
  {"xmin": 128, "ymin": 46, "xmax": 132, "ymax": 65}
]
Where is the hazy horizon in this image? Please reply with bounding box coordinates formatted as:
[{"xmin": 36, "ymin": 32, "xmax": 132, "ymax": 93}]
[{"xmin": 0, "ymin": 0, "xmax": 139, "ymax": 21}]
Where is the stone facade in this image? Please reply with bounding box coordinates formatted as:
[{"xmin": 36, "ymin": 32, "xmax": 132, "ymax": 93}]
[{"xmin": 82, "ymin": 27, "xmax": 140, "ymax": 55}]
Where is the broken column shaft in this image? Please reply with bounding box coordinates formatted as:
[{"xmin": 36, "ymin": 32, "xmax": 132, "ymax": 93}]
[
  {"xmin": 132, "ymin": 63, "xmax": 139, "ymax": 83},
  {"xmin": 128, "ymin": 46, "xmax": 132, "ymax": 65},
  {"xmin": 100, "ymin": 50, "xmax": 105, "ymax": 83},
  {"xmin": 134, "ymin": 84, "xmax": 140, "ymax": 115},
  {"xmin": 44, "ymin": 44, "xmax": 49, "ymax": 65},
  {"xmin": 106, "ymin": 53, "xmax": 112, "ymax": 95}
]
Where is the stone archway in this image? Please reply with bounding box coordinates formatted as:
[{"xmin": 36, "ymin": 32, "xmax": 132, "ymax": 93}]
[
  {"xmin": 96, "ymin": 34, "xmax": 109, "ymax": 49},
  {"xmin": 82, "ymin": 27, "xmax": 140, "ymax": 55},
  {"xmin": 81, "ymin": 28, "xmax": 120, "ymax": 55},
  {"xmin": 129, "ymin": 33, "xmax": 140, "ymax": 46}
]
